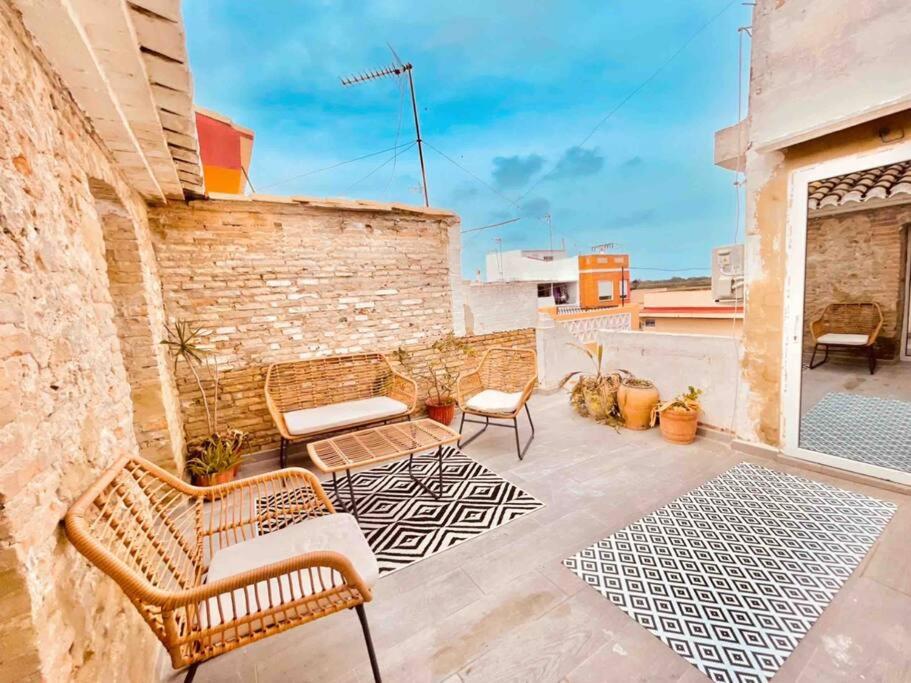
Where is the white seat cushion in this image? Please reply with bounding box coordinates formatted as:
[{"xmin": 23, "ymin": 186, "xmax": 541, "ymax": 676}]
[
  {"xmin": 466, "ymin": 389, "xmax": 524, "ymax": 414},
  {"xmin": 818, "ymin": 333, "xmax": 869, "ymax": 346},
  {"xmin": 203, "ymin": 513, "xmax": 378, "ymax": 627},
  {"xmin": 283, "ymin": 396, "xmax": 407, "ymax": 436}
]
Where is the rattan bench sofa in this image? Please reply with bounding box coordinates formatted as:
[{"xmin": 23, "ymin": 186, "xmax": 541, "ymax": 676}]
[
  {"xmin": 64, "ymin": 456, "xmax": 382, "ymax": 682},
  {"xmin": 809, "ymin": 302, "xmax": 883, "ymax": 375},
  {"xmin": 265, "ymin": 353, "xmax": 417, "ymax": 467}
]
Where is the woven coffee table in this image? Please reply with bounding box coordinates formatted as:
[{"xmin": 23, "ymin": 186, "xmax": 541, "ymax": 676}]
[{"xmin": 307, "ymin": 418, "xmax": 461, "ymax": 520}]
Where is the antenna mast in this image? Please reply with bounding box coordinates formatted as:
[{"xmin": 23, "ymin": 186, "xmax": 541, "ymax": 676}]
[{"xmin": 341, "ymin": 49, "xmax": 430, "ymax": 206}]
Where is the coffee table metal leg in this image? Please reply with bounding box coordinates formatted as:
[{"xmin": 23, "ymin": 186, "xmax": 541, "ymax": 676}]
[
  {"xmin": 408, "ymin": 445, "xmax": 444, "ymax": 500},
  {"xmin": 345, "ymin": 469, "xmax": 360, "ymax": 521}
]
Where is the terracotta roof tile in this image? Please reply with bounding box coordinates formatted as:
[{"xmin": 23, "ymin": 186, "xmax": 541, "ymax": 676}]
[{"xmin": 808, "ymin": 160, "xmax": 911, "ymax": 211}]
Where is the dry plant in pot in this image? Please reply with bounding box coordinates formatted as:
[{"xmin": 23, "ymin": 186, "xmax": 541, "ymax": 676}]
[
  {"xmin": 558, "ymin": 343, "xmax": 627, "ymax": 430},
  {"xmin": 617, "ymin": 377, "xmax": 660, "ymax": 430},
  {"xmin": 162, "ymin": 321, "xmax": 249, "ymax": 485},
  {"xmin": 393, "ymin": 333, "xmax": 474, "ymax": 425},
  {"xmin": 653, "ymin": 386, "xmax": 703, "ymax": 444}
]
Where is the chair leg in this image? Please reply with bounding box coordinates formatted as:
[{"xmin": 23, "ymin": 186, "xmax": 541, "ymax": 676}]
[
  {"xmin": 868, "ymin": 345, "xmax": 877, "ymax": 375},
  {"xmin": 457, "ymin": 410, "xmax": 466, "ymax": 447},
  {"xmin": 279, "ymin": 437, "xmax": 287, "ymax": 468},
  {"xmin": 809, "ymin": 344, "xmax": 829, "ymax": 369},
  {"xmin": 184, "ymin": 663, "xmax": 199, "ymax": 683},
  {"xmin": 513, "ymin": 405, "xmax": 535, "ymax": 461},
  {"xmin": 355, "ymin": 604, "xmax": 382, "ymax": 683}
]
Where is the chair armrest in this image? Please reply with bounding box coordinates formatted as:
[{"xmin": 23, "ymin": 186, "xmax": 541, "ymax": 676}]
[
  {"xmin": 195, "ymin": 469, "xmax": 336, "ymax": 551},
  {"xmin": 810, "ymin": 318, "xmax": 825, "ymax": 342},
  {"xmin": 390, "ymin": 370, "xmax": 418, "ymax": 413},
  {"xmin": 867, "ymin": 318, "xmax": 883, "ymax": 345},
  {"xmin": 264, "ymin": 367, "xmax": 293, "ymax": 441},
  {"xmin": 165, "ymin": 549, "xmax": 374, "ymax": 615},
  {"xmin": 456, "ymin": 369, "xmax": 482, "ymax": 408}
]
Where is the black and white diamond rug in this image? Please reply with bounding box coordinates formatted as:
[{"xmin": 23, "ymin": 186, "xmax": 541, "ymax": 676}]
[
  {"xmin": 563, "ymin": 462, "xmax": 895, "ymax": 683},
  {"xmin": 257, "ymin": 447, "xmax": 543, "ymax": 574},
  {"xmin": 800, "ymin": 392, "xmax": 911, "ymax": 473}
]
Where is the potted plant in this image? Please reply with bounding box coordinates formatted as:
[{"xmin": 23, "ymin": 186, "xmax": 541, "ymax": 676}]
[
  {"xmin": 617, "ymin": 377, "xmax": 660, "ymax": 430},
  {"xmin": 162, "ymin": 320, "xmax": 249, "ymax": 485},
  {"xmin": 393, "ymin": 333, "xmax": 474, "ymax": 425},
  {"xmin": 654, "ymin": 386, "xmax": 703, "ymax": 444},
  {"xmin": 559, "ymin": 344, "xmax": 625, "ymax": 429}
]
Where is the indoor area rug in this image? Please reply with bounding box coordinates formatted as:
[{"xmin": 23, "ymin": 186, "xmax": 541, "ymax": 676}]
[
  {"xmin": 257, "ymin": 447, "xmax": 544, "ymax": 574},
  {"xmin": 563, "ymin": 463, "xmax": 895, "ymax": 683},
  {"xmin": 800, "ymin": 392, "xmax": 911, "ymax": 473}
]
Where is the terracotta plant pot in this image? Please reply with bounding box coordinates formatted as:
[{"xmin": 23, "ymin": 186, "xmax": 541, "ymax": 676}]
[
  {"xmin": 658, "ymin": 408, "xmax": 699, "ymax": 444},
  {"xmin": 193, "ymin": 464, "xmax": 239, "ymax": 487},
  {"xmin": 426, "ymin": 399, "xmax": 456, "ymax": 425},
  {"xmin": 617, "ymin": 379, "xmax": 659, "ymax": 430}
]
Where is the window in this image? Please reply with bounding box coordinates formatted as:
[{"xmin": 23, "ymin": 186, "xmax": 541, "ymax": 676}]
[
  {"xmin": 537, "ymin": 283, "xmax": 553, "ymax": 297},
  {"xmin": 643, "ymin": 319, "xmax": 656, "ymax": 328},
  {"xmin": 597, "ymin": 280, "xmax": 614, "ymax": 302}
]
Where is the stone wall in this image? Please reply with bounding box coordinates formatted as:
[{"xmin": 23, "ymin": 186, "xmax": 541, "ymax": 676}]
[
  {"xmin": 148, "ymin": 197, "xmax": 463, "ymax": 451},
  {"xmin": 0, "ymin": 5, "xmax": 166, "ymax": 681},
  {"xmin": 803, "ymin": 204, "xmax": 910, "ymax": 359},
  {"xmin": 462, "ymin": 281, "xmax": 540, "ymax": 336}
]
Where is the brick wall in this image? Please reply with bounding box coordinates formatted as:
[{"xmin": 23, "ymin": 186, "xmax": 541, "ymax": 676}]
[
  {"xmin": 803, "ymin": 204, "xmax": 910, "ymax": 359},
  {"xmin": 148, "ymin": 197, "xmax": 465, "ymax": 451},
  {"xmin": 463, "ymin": 281, "xmax": 540, "ymax": 335},
  {"xmin": 0, "ymin": 4, "xmax": 164, "ymax": 681}
]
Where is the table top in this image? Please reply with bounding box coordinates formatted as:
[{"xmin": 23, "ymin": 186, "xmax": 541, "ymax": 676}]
[{"xmin": 306, "ymin": 418, "xmax": 461, "ymax": 473}]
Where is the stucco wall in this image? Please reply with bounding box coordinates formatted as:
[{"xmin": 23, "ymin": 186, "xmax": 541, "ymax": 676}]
[
  {"xmin": 643, "ymin": 317, "xmax": 743, "ymax": 337},
  {"xmin": 0, "ymin": 4, "xmax": 164, "ymax": 680},
  {"xmin": 748, "ymin": 0, "xmax": 911, "ymax": 151},
  {"xmin": 597, "ymin": 331, "xmax": 741, "ymax": 432},
  {"xmin": 463, "ymin": 281, "xmax": 540, "ymax": 335},
  {"xmin": 803, "ymin": 204, "xmax": 909, "ymax": 359}
]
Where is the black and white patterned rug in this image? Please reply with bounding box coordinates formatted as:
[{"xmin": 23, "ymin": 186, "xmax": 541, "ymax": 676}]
[
  {"xmin": 800, "ymin": 392, "xmax": 911, "ymax": 473},
  {"xmin": 563, "ymin": 463, "xmax": 895, "ymax": 683},
  {"xmin": 257, "ymin": 447, "xmax": 543, "ymax": 574}
]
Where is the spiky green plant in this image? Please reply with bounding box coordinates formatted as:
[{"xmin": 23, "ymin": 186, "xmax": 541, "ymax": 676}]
[{"xmin": 161, "ymin": 320, "xmax": 219, "ymax": 435}]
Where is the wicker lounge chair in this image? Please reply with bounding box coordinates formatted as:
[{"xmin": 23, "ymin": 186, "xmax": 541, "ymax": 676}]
[
  {"xmin": 809, "ymin": 302, "xmax": 883, "ymax": 375},
  {"xmin": 265, "ymin": 353, "xmax": 417, "ymax": 467},
  {"xmin": 64, "ymin": 456, "xmax": 382, "ymax": 682},
  {"xmin": 456, "ymin": 347, "xmax": 538, "ymax": 460}
]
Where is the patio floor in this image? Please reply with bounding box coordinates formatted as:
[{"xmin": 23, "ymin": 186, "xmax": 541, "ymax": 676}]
[
  {"xmin": 800, "ymin": 357, "xmax": 911, "ymax": 416},
  {"xmin": 171, "ymin": 392, "xmax": 911, "ymax": 683}
]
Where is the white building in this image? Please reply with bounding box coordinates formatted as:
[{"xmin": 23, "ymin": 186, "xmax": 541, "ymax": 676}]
[{"xmin": 485, "ymin": 249, "xmax": 579, "ymax": 306}]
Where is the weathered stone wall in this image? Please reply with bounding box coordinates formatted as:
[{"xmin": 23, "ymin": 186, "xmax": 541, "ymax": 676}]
[
  {"xmin": 0, "ymin": 5, "xmax": 165, "ymax": 681},
  {"xmin": 803, "ymin": 204, "xmax": 909, "ymax": 359},
  {"xmin": 148, "ymin": 199, "xmax": 535, "ymax": 453}
]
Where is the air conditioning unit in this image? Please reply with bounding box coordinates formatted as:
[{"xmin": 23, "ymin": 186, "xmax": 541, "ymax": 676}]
[{"xmin": 712, "ymin": 244, "xmax": 745, "ymax": 302}]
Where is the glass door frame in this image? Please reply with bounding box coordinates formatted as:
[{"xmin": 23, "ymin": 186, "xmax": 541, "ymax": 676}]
[{"xmin": 780, "ymin": 141, "xmax": 911, "ymax": 486}]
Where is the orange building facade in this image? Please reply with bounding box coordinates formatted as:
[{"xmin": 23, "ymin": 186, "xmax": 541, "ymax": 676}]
[{"xmin": 578, "ymin": 253, "xmax": 631, "ymax": 309}]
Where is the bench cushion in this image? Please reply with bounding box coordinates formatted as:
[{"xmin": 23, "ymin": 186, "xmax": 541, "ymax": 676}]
[
  {"xmin": 204, "ymin": 513, "xmax": 378, "ymax": 626},
  {"xmin": 818, "ymin": 333, "xmax": 869, "ymax": 346},
  {"xmin": 466, "ymin": 389, "xmax": 525, "ymax": 414},
  {"xmin": 283, "ymin": 396, "xmax": 408, "ymax": 436}
]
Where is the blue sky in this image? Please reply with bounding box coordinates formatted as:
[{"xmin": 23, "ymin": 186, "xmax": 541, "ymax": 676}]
[{"xmin": 183, "ymin": 1, "xmax": 750, "ymax": 280}]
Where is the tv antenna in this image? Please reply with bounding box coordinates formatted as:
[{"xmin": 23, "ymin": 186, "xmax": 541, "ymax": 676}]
[
  {"xmin": 592, "ymin": 242, "xmax": 620, "ymax": 253},
  {"xmin": 340, "ymin": 45, "xmax": 430, "ymax": 207}
]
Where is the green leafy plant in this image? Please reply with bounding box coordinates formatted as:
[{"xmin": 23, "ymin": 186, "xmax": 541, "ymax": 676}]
[
  {"xmin": 656, "ymin": 386, "xmax": 703, "ymax": 414},
  {"xmin": 184, "ymin": 429, "xmax": 248, "ymax": 477},
  {"xmin": 162, "ymin": 320, "xmax": 247, "ymax": 476},
  {"xmin": 393, "ymin": 333, "xmax": 475, "ymax": 406}
]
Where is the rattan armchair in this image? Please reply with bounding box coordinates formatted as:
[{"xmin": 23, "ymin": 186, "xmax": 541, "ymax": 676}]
[
  {"xmin": 456, "ymin": 347, "xmax": 538, "ymax": 460},
  {"xmin": 809, "ymin": 302, "xmax": 883, "ymax": 375},
  {"xmin": 65, "ymin": 456, "xmax": 382, "ymax": 682},
  {"xmin": 265, "ymin": 353, "xmax": 417, "ymax": 466}
]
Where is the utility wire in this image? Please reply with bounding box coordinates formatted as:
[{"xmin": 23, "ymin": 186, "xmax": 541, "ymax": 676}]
[
  {"xmin": 461, "ymin": 217, "xmax": 522, "ymax": 234},
  {"xmin": 259, "ymin": 142, "xmax": 415, "ymax": 191},
  {"xmin": 345, "ymin": 142, "xmax": 415, "ymax": 194},
  {"xmin": 517, "ymin": 0, "xmax": 740, "ymax": 204}
]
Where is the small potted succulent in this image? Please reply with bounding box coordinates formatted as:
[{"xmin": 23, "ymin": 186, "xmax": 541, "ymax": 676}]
[
  {"xmin": 654, "ymin": 386, "xmax": 703, "ymax": 444},
  {"xmin": 163, "ymin": 320, "xmax": 248, "ymax": 485},
  {"xmin": 393, "ymin": 333, "xmax": 474, "ymax": 425}
]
